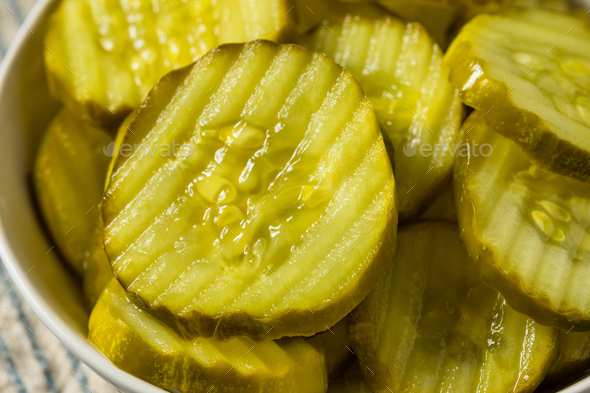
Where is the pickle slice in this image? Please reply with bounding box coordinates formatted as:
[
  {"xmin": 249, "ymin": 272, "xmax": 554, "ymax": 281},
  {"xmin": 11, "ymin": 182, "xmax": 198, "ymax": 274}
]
[
  {"xmin": 348, "ymin": 221, "xmax": 557, "ymax": 393},
  {"xmin": 301, "ymin": 14, "xmax": 463, "ymax": 220},
  {"xmin": 102, "ymin": 40, "xmax": 398, "ymax": 342},
  {"xmin": 34, "ymin": 110, "xmax": 112, "ymax": 274},
  {"xmin": 90, "ymin": 279, "xmax": 327, "ymax": 393},
  {"xmin": 419, "ymin": 183, "xmax": 457, "ymax": 222},
  {"xmin": 308, "ymin": 320, "xmax": 355, "ymax": 381},
  {"xmin": 454, "ymin": 111, "xmax": 590, "ymax": 331},
  {"xmin": 545, "ymin": 330, "xmax": 590, "ymax": 383},
  {"xmin": 44, "ymin": 0, "xmax": 295, "ymax": 127},
  {"xmin": 445, "ymin": 8, "xmax": 590, "ymax": 182}
]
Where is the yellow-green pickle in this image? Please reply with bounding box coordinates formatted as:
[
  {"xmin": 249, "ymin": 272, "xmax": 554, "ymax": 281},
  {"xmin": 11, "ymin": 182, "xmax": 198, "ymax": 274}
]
[
  {"xmin": 34, "ymin": 110, "xmax": 112, "ymax": 275},
  {"xmin": 44, "ymin": 0, "xmax": 296, "ymax": 126},
  {"xmin": 89, "ymin": 279, "xmax": 328, "ymax": 393},
  {"xmin": 348, "ymin": 221, "xmax": 557, "ymax": 393},
  {"xmin": 455, "ymin": 112, "xmax": 590, "ymax": 331},
  {"xmin": 102, "ymin": 40, "xmax": 398, "ymax": 342},
  {"xmin": 301, "ymin": 13, "xmax": 463, "ymax": 220},
  {"xmin": 446, "ymin": 7, "xmax": 590, "ymax": 181}
]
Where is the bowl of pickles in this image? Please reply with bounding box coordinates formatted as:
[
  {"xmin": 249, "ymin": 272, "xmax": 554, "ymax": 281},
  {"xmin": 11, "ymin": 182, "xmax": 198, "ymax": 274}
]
[{"xmin": 1, "ymin": 0, "xmax": 590, "ymax": 392}]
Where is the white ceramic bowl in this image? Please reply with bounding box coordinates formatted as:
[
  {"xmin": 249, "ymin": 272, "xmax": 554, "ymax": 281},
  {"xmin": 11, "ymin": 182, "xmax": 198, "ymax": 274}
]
[{"xmin": 0, "ymin": 1, "xmax": 589, "ymax": 393}]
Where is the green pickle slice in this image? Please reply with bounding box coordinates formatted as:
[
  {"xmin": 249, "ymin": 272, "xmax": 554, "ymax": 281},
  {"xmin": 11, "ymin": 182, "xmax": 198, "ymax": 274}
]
[
  {"xmin": 89, "ymin": 279, "xmax": 328, "ymax": 393},
  {"xmin": 301, "ymin": 14, "xmax": 463, "ymax": 220},
  {"xmin": 348, "ymin": 221, "xmax": 557, "ymax": 393},
  {"xmin": 445, "ymin": 8, "xmax": 590, "ymax": 182},
  {"xmin": 34, "ymin": 110, "xmax": 112, "ymax": 274},
  {"xmin": 293, "ymin": 0, "xmax": 384, "ymax": 34},
  {"xmin": 454, "ymin": 111, "xmax": 590, "ymax": 331},
  {"xmin": 102, "ymin": 40, "xmax": 398, "ymax": 342},
  {"xmin": 44, "ymin": 0, "xmax": 295, "ymax": 127}
]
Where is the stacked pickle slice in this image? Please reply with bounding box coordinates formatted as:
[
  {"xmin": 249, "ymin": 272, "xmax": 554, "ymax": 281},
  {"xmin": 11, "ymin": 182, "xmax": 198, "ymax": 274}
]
[{"xmin": 32, "ymin": 0, "xmax": 590, "ymax": 392}]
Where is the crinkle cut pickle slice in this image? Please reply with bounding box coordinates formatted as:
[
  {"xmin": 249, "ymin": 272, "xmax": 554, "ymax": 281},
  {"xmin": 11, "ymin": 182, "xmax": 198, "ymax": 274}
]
[
  {"xmin": 89, "ymin": 279, "xmax": 328, "ymax": 393},
  {"xmin": 445, "ymin": 7, "xmax": 590, "ymax": 181},
  {"xmin": 102, "ymin": 40, "xmax": 398, "ymax": 343},
  {"xmin": 347, "ymin": 221, "xmax": 557, "ymax": 393},
  {"xmin": 301, "ymin": 13, "xmax": 463, "ymax": 221},
  {"xmin": 34, "ymin": 110, "xmax": 112, "ymax": 275},
  {"xmin": 44, "ymin": 0, "xmax": 296, "ymax": 127},
  {"xmin": 454, "ymin": 111, "xmax": 590, "ymax": 331}
]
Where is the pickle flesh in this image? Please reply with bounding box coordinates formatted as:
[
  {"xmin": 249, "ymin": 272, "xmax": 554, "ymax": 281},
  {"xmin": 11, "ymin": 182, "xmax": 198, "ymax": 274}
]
[
  {"xmin": 328, "ymin": 363, "xmax": 373, "ymax": 393},
  {"xmin": 545, "ymin": 330, "xmax": 590, "ymax": 383},
  {"xmin": 34, "ymin": 110, "xmax": 112, "ymax": 274},
  {"xmin": 348, "ymin": 221, "xmax": 557, "ymax": 393},
  {"xmin": 445, "ymin": 8, "xmax": 590, "ymax": 181},
  {"xmin": 102, "ymin": 40, "xmax": 398, "ymax": 342},
  {"xmin": 454, "ymin": 111, "xmax": 590, "ymax": 331},
  {"xmin": 89, "ymin": 279, "xmax": 327, "ymax": 393},
  {"xmin": 44, "ymin": 0, "xmax": 296, "ymax": 127}
]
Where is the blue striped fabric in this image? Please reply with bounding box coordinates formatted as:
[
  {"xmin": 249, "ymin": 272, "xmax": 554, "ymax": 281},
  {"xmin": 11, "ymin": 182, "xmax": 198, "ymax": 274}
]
[{"xmin": 0, "ymin": 1, "xmax": 118, "ymax": 392}]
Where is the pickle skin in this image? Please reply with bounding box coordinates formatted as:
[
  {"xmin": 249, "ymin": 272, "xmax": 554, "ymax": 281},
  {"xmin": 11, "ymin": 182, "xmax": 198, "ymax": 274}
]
[
  {"xmin": 34, "ymin": 110, "xmax": 113, "ymax": 275},
  {"xmin": 90, "ymin": 279, "xmax": 328, "ymax": 393},
  {"xmin": 445, "ymin": 11, "xmax": 590, "ymax": 182},
  {"xmin": 102, "ymin": 40, "xmax": 398, "ymax": 343},
  {"xmin": 454, "ymin": 112, "xmax": 590, "ymax": 331}
]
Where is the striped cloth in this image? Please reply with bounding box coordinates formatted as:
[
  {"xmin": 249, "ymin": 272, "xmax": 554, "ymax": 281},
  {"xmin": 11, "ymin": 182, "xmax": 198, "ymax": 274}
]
[{"xmin": 0, "ymin": 1, "xmax": 118, "ymax": 392}]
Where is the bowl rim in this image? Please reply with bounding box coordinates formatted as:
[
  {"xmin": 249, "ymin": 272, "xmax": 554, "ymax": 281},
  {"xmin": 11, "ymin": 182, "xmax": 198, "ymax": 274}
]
[
  {"xmin": 0, "ymin": 1, "xmax": 162, "ymax": 392},
  {"xmin": 1, "ymin": 1, "xmax": 590, "ymax": 393}
]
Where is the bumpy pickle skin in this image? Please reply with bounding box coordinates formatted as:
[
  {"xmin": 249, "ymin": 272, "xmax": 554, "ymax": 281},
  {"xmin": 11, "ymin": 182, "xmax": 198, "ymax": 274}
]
[
  {"xmin": 301, "ymin": 14, "xmax": 463, "ymax": 221},
  {"xmin": 34, "ymin": 110, "xmax": 112, "ymax": 275},
  {"xmin": 89, "ymin": 279, "xmax": 328, "ymax": 393},
  {"xmin": 44, "ymin": 0, "xmax": 296, "ymax": 127},
  {"xmin": 445, "ymin": 8, "xmax": 590, "ymax": 182},
  {"xmin": 307, "ymin": 319, "xmax": 356, "ymax": 381},
  {"xmin": 454, "ymin": 111, "xmax": 590, "ymax": 331},
  {"xmin": 102, "ymin": 40, "xmax": 398, "ymax": 342},
  {"xmin": 348, "ymin": 221, "xmax": 557, "ymax": 393},
  {"xmin": 293, "ymin": 0, "xmax": 385, "ymax": 34}
]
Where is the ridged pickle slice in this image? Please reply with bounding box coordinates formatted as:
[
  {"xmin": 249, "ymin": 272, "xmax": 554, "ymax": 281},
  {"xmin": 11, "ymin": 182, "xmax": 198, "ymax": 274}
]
[
  {"xmin": 301, "ymin": 14, "xmax": 463, "ymax": 220},
  {"xmin": 102, "ymin": 40, "xmax": 398, "ymax": 342},
  {"xmin": 445, "ymin": 8, "xmax": 590, "ymax": 182},
  {"xmin": 348, "ymin": 221, "xmax": 557, "ymax": 393},
  {"xmin": 34, "ymin": 110, "xmax": 112, "ymax": 274},
  {"xmin": 545, "ymin": 330, "xmax": 590, "ymax": 383},
  {"xmin": 454, "ymin": 111, "xmax": 590, "ymax": 331},
  {"xmin": 308, "ymin": 320, "xmax": 356, "ymax": 381},
  {"xmin": 89, "ymin": 279, "xmax": 328, "ymax": 393},
  {"xmin": 44, "ymin": 0, "xmax": 295, "ymax": 127}
]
